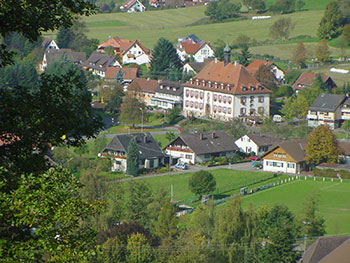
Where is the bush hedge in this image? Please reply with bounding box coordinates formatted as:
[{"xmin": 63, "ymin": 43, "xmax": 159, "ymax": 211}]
[{"xmin": 313, "ymin": 168, "xmax": 350, "ymax": 179}]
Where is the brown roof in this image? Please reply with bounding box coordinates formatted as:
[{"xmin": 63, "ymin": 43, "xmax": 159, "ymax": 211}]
[
  {"xmin": 187, "ymin": 60, "xmax": 271, "ymax": 95},
  {"xmin": 246, "ymin": 132, "xmax": 281, "ymax": 147},
  {"xmin": 338, "ymin": 141, "xmax": 350, "ymax": 156},
  {"xmin": 105, "ymin": 67, "xmax": 138, "ymax": 80},
  {"xmin": 46, "ymin": 49, "xmax": 86, "ymax": 66},
  {"xmin": 123, "ymin": 40, "xmax": 150, "ymax": 55},
  {"xmin": 292, "ymin": 72, "xmax": 330, "ymax": 90},
  {"xmin": 179, "ymin": 40, "xmax": 204, "ymax": 54},
  {"xmin": 246, "ymin": 59, "xmax": 274, "ymax": 76},
  {"xmin": 262, "ymin": 139, "xmax": 307, "ymax": 162},
  {"xmin": 98, "ymin": 36, "xmax": 132, "ymax": 53},
  {"xmin": 128, "ymin": 78, "xmax": 159, "ymax": 93},
  {"xmin": 302, "ymin": 236, "xmax": 350, "ymax": 263}
]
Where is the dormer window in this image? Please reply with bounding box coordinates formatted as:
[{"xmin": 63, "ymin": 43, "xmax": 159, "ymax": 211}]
[
  {"xmin": 214, "ymin": 82, "xmax": 218, "ymax": 89},
  {"xmin": 202, "ymin": 80, "xmax": 205, "ymax": 87},
  {"xmin": 167, "ymin": 86, "xmax": 170, "ymax": 90},
  {"xmin": 242, "ymin": 86, "xmax": 247, "ymax": 91},
  {"xmin": 173, "ymin": 87, "xmax": 176, "ymax": 91},
  {"xmin": 160, "ymin": 85, "xmax": 163, "ymax": 89},
  {"xmin": 221, "ymin": 83, "xmax": 224, "ymax": 89},
  {"xmin": 196, "ymin": 79, "xmax": 199, "ymax": 85},
  {"xmin": 250, "ymin": 86, "xmax": 255, "ymax": 91},
  {"xmin": 208, "ymin": 81, "xmax": 212, "ymax": 88},
  {"xmin": 227, "ymin": 84, "xmax": 230, "ymax": 91},
  {"xmin": 190, "ymin": 78, "xmax": 193, "ymax": 84},
  {"xmin": 258, "ymin": 86, "xmax": 263, "ymax": 90}
]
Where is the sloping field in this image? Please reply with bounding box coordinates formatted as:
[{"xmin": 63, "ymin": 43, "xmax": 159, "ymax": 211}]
[
  {"xmin": 82, "ymin": 7, "xmax": 324, "ymax": 48},
  {"xmin": 243, "ymin": 178, "xmax": 350, "ymax": 235}
]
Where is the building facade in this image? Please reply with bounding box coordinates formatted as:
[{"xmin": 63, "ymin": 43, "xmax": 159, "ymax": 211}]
[
  {"xmin": 151, "ymin": 81, "xmax": 183, "ymax": 109},
  {"xmin": 122, "ymin": 40, "xmax": 151, "ymax": 65}
]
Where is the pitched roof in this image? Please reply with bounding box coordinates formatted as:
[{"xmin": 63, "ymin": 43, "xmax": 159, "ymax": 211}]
[
  {"xmin": 121, "ymin": 0, "xmax": 145, "ymax": 9},
  {"xmin": 155, "ymin": 81, "xmax": 183, "ymax": 96},
  {"xmin": 45, "ymin": 49, "xmax": 86, "ymax": 66},
  {"xmin": 187, "ymin": 60, "xmax": 271, "ymax": 95},
  {"xmin": 171, "ymin": 131, "xmax": 238, "ymax": 155},
  {"xmin": 42, "ymin": 38, "xmax": 54, "ymax": 49},
  {"xmin": 292, "ymin": 72, "xmax": 331, "ymax": 90},
  {"xmin": 302, "ymin": 236, "xmax": 350, "ymax": 263},
  {"xmin": 262, "ymin": 139, "xmax": 307, "ymax": 162},
  {"xmin": 123, "ymin": 40, "xmax": 150, "ymax": 55},
  {"xmin": 105, "ymin": 67, "xmax": 138, "ymax": 80},
  {"xmin": 98, "ymin": 36, "xmax": 132, "ymax": 53},
  {"xmin": 102, "ymin": 132, "xmax": 164, "ymax": 159},
  {"xmin": 338, "ymin": 141, "xmax": 350, "ymax": 156},
  {"xmin": 343, "ymin": 97, "xmax": 350, "ymax": 106},
  {"xmin": 83, "ymin": 52, "xmax": 117, "ymax": 72},
  {"xmin": 178, "ymin": 40, "xmax": 204, "ymax": 54},
  {"xmin": 246, "ymin": 132, "xmax": 281, "ymax": 147},
  {"xmin": 309, "ymin": 93, "xmax": 346, "ymax": 112},
  {"xmin": 128, "ymin": 78, "xmax": 159, "ymax": 93},
  {"xmin": 186, "ymin": 62, "xmax": 207, "ymax": 73},
  {"xmin": 246, "ymin": 59, "xmax": 274, "ymax": 76}
]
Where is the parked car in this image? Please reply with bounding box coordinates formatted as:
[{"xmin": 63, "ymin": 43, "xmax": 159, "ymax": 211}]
[
  {"xmin": 146, "ymin": 105, "xmax": 153, "ymax": 110},
  {"xmin": 248, "ymin": 156, "xmax": 259, "ymax": 161},
  {"xmin": 175, "ymin": 162, "xmax": 188, "ymax": 170}
]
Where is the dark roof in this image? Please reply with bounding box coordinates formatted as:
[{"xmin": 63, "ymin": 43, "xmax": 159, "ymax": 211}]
[
  {"xmin": 262, "ymin": 139, "xmax": 307, "ymax": 162},
  {"xmin": 186, "ymin": 62, "xmax": 207, "ymax": 73},
  {"xmin": 42, "ymin": 38, "xmax": 53, "ymax": 49},
  {"xmin": 338, "ymin": 141, "xmax": 350, "ymax": 156},
  {"xmin": 246, "ymin": 132, "xmax": 281, "ymax": 147},
  {"xmin": 46, "ymin": 49, "xmax": 86, "ymax": 66},
  {"xmin": 128, "ymin": 78, "xmax": 159, "ymax": 93},
  {"xmin": 343, "ymin": 97, "xmax": 350, "ymax": 106},
  {"xmin": 302, "ymin": 236, "xmax": 350, "ymax": 263},
  {"xmin": 83, "ymin": 51, "xmax": 117, "ymax": 72},
  {"xmin": 188, "ymin": 34, "xmax": 201, "ymax": 43},
  {"xmin": 292, "ymin": 72, "xmax": 335, "ymax": 90},
  {"xmin": 102, "ymin": 132, "xmax": 164, "ymax": 160},
  {"xmin": 155, "ymin": 81, "xmax": 183, "ymax": 96},
  {"xmin": 171, "ymin": 131, "xmax": 238, "ymax": 155},
  {"xmin": 309, "ymin": 93, "xmax": 346, "ymax": 112}
]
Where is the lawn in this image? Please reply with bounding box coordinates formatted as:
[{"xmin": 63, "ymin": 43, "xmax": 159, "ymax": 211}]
[
  {"xmin": 242, "ymin": 178, "xmax": 350, "ymax": 235},
  {"xmin": 312, "ymin": 65, "xmax": 350, "ymax": 87},
  {"xmin": 103, "ymin": 124, "xmax": 167, "ymax": 134}
]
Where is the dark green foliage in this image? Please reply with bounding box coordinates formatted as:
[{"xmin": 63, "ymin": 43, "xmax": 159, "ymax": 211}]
[
  {"xmin": 189, "ymin": 170, "xmax": 216, "ymax": 198},
  {"xmin": 214, "ymin": 40, "xmax": 226, "ymax": 61},
  {"xmin": 276, "ymin": 85, "xmax": 294, "ymax": 97},
  {"xmin": 285, "ymin": 69, "xmax": 301, "ymax": 85},
  {"xmin": 237, "ymin": 44, "xmax": 251, "ymax": 66},
  {"xmin": 150, "ymin": 38, "xmax": 182, "ymax": 79},
  {"xmin": 269, "ymin": 0, "xmax": 296, "ymax": 14},
  {"xmin": 254, "ymin": 64, "xmax": 278, "ymax": 92},
  {"xmin": 318, "ymin": 1, "xmax": 345, "ymax": 39},
  {"xmin": 295, "ymin": 0, "xmax": 305, "ymax": 10},
  {"xmin": 2, "ymin": 32, "xmax": 42, "ymax": 59},
  {"xmin": 342, "ymin": 24, "xmax": 350, "ymax": 45},
  {"xmin": 251, "ymin": 0, "xmax": 266, "ymax": 11},
  {"xmin": 115, "ymin": 67, "xmax": 124, "ymax": 84},
  {"xmin": 205, "ymin": 0, "xmax": 241, "ymax": 22},
  {"xmin": 165, "ymin": 107, "xmax": 183, "ymax": 125},
  {"xmin": 126, "ymin": 138, "xmax": 139, "ymax": 176},
  {"xmin": 56, "ymin": 26, "xmax": 74, "ymax": 48},
  {"xmin": 269, "ymin": 17, "xmax": 295, "ymax": 40},
  {"xmin": 154, "ymin": 200, "xmax": 178, "ymax": 239}
]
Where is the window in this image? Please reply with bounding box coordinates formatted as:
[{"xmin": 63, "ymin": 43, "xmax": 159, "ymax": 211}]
[
  {"xmin": 250, "ymin": 86, "xmax": 255, "ymax": 91},
  {"xmin": 218, "ymin": 95, "xmax": 222, "ymax": 102},
  {"xmin": 221, "ymin": 83, "xmax": 224, "ymax": 89},
  {"xmin": 190, "ymin": 90, "xmax": 194, "ymax": 97},
  {"xmin": 227, "ymin": 85, "xmax": 230, "ymax": 91},
  {"xmin": 228, "ymin": 97, "xmax": 232, "ymax": 104},
  {"xmin": 115, "ymin": 160, "xmax": 122, "ymax": 165},
  {"xmin": 228, "ymin": 107, "xmax": 232, "ymax": 114},
  {"xmin": 258, "ymin": 107, "xmax": 264, "ymax": 114},
  {"xmin": 223, "ymin": 107, "xmax": 226, "ymax": 113},
  {"xmin": 185, "ymin": 100, "xmax": 189, "ymax": 107},
  {"xmin": 240, "ymin": 97, "xmax": 246, "ymax": 104},
  {"xmin": 250, "ymin": 96, "xmax": 255, "ymax": 101},
  {"xmin": 218, "ymin": 106, "xmax": 222, "ymax": 113},
  {"xmin": 202, "ymin": 80, "xmax": 205, "ymax": 87},
  {"xmin": 208, "ymin": 81, "xmax": 211, "ymax": 88},
  {"xmin": 149, "ymin": 159, "xmax": 154, "ymax": 168},
  {"xmin": 199, "ymin": 102, "xmax": 203, "ymax": 109},
  {"xmin": 214, "ymin": 82, "xmax": 218, "ymax": 88},
  {"xmin": 196, "ymin": 79, "xmax": 199, "ymax": 85},
  {"xmin": 213, "ymin": 105, "xmax": 217, "ymax": 112},
  {"xmin": 200, "ymin": 92, "xmax": 204, "ymax": 99},
  {"xmin": 240, "ymin": 108, "xmax": 246, "ymax": 115},
  {"xmin": 204, "ymin": 154, "xmax": 210, "ymax": 158},
  {"xmin": 185, "ymin": 154, "xmax": 192, "ymax": 159},
  {"xmin": 258, "ymin": 86, "xmax": 263, "ymax": 90},
  {"xmin": 195, "ymin": 102, "xmax": 199, "ymax": 108},
  {"xmin": 242, "ymin": 86, "xmax": 247, "ymax": 91},
  {"xmin": 195, "ymin": 91, "xmax": 199, "ymax": 99},
  {"xmin": 223, "ymin": 96, "xmax": 227, "ymax": 103},
  {"xmin": 287, "ymin": 163, "xmax": 295, "ymax": 168},
  {"xmin": 258, "ymin": 96, "xmax": 264, "ymax": 103},
  {"xmin": 213, "ymin": 94, "xmax": 217, "ymax": 101},
  {"xmin": 190, "ymin": 101, "xmax": 194, "ymax": 108}
]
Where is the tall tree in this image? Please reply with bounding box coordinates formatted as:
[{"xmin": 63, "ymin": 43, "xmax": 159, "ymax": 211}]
[
  {"xmin": 317, "ymin": 1, "xmax": 344, "ymax": 40},
  {"xmin": 306, "ymin": 125, "xmax": 342, "ymax": 165},
  {"xmin": 237, "ymin": 44, "xmax": 251, "ymax": 66},
  {"xmin": 56, "ymin": 26, "xmax": 74, "ymax": 48},
  {"xmin": 205, "ymin": 0, "xmax": 241, "ymax": 22},
  {"xmin": 342, "ymin": 24, "xmax": 350, "ymax": 45},
  {"xmin": 254, "ymin": 64, "xmax": 278, "ymax": 92},
  {"xmin": 126, "ymin": 137, "xmax": 140, "ymax": 176},
  {"xmin": 315, "ymin": 39, "xmax": 331, "ymax": 62},
  {"xmin": 269, "ymin": 0, "xmax": 296, "ymax": 14},
  {"xmin": 251, "ymin": 0, "xmax": 266, "ymax": 12},
  {"xmin": 150, "ymin": 38, "xmax": 182, "ymax": 79},
  {"xmin": 188, "ymin": 170, "xmax": 216, "ymax": 199},
  {"xmin": 154, "ymin": 200, "xmax": 179, "ymax": 240},
  {"xmin": 301, "ymin": 193, "xmax": 326, "ymax": 238},
  {"xmin": 292, "ymin": 42, "xmax": 308, "ymax": 67},
  {"xmin": 295, "ymin": 0, "xmax": 305, "ymax": 11},
  {"xmin": 119, "ymin": 95, "xmax": 146, "ymax": 127},
  {"xmin": 269, "ymin": 17, "xmax": 295, "ymax": 40},
  {"xmin": 0, "ymin": 61, "xmax": 39, "ymax": 89},
  {"xmin": 126, "ymin": 233, "xmax": 154, "ymax": 263}
]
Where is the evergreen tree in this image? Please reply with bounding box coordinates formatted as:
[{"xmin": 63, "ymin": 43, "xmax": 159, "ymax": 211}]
[
  {"xmin": 306, "ymin": 124, "xmax": 342, "ymax": 165},
  {"xmin": 237, "ymin": 44, "xmax": 251, "ymax": 66},
  {"xmin": 115, "ymin": 67, "xmax": 124, "ymax": 84},
  {"xmin": 126, "ymin": 137, "xmax": 139, "ymax": 176},
  {"xmin": 150, "ymin": 38, "xmax": 182, "ymax": 79},
  {"xmin": 317, "ymin": 1, "xmax": 345, "ymax": 39},
  {"xmin": 154, "ymin": 199, "xmax": 178, "ymax": 240},
  {"xmin": 56, "ymin": 26, "xmax": 74, "ymax": 48}
]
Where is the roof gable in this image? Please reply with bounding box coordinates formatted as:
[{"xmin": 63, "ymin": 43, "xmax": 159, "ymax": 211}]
[
  {"xmin": 128, "ymin": 78, "xmax": 159, "ymax": 93},
  {"xmin": 261, "ymin": 140, "xmax": 307, "ymax": 162},
  {"xmin": 246, "ymin": 59, "xmax": 274, "ymax": 76},
  {"xmin": 309, "ymin": 93, "xmax": 346, "ymax": 112}
]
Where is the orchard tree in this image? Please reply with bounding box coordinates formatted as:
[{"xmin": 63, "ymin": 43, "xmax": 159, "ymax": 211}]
[
  {"xmin": 293, "ymin": 42, "xmax": 308, "ymax": 67},
  {"xmin": 306, "ymin": 125, "xmax": 342, "ymax": 165},
  {"xmin": 119, "ymin": 95, "xmax": 146, "ymax": 127},
  {"xmin": 270, "ymin": 18, "xmax": 295, "ymax": 40},
  {"xmin": 189, "ymin": 170, "xmax": 216, "ymax": 199},
  {"xmin": 150, "ymin": 38, "xmax": 182, "ymax": 79},
  {"xmin": 315, "ymin": 39, "xmax": 331, "ymax": 62},
  {"xmin": 317, "ymin": 1, "xmax": 344, "ymax": 40},
  {"xmin": 126, "ymin": 138, "xmax": 140, "ymax": 176}
]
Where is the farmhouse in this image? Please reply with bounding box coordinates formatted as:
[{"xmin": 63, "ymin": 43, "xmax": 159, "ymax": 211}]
[
  {"xmin": 83, "ymin": 52, "xmax": 121, "ymax": 78},
  {"xmin": 246, "ymin": 59, "xmax": 285, "ymax": 83},
  {"xmin": 150, "ymin": 81, "xmax": 184, "ymax": 109},
  {"xmin": 164, "ymin": 131, "xmax": 238, "ymax": 164},
  {"xmin": 292, "ymin": 72, "xmax": 337, "ymax": 93},
  {"xmin": 100, "ymin": 133, "xmax": 164, "ymax": 172},
  {"xmin": 183, "ymin": 47, "xmax": 271, "ymax": 121},
  {"xmin": 307, "ymin": 93, "xmax": 348, "ymax": 129},
  {"xmin": 128, "ymin": 78, "xmax": 159, "ymax": 105},
  {"xmin": 261, "ymin": 140, "xmax": 307, "ymax": 174},
  {"xmin": 177, "ymin": 39, "xmax": 215, "ymax": 63},
  {"xmin": 39, "ymin": 49, "xmax": 86, "ymax": 72},
  {"xmin": 122, "ymin": 40, "xmax": 151, "ymax": 65},
  {"xmin": 235, "ymin": 132, "xmax": 281, "ymax": 156},
  {"xmin": 120, "ymin": 0, "xmax": 146, "ymax": 12}
]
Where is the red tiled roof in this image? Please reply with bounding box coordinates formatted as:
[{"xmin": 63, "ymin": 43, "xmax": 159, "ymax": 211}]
[
  {"xmin": 187, "ymin": 60, "xmax": 271, "ymax": 95},
  {"xmin": 121, "ymin": 0, "xmax": 140, "ymax": 9},
  {"xmin": 292, "ymin": 72, "xmax": 330, "ymax": 90},
  {"xmin": 128, "ymin": 78, "xmax": 159, "ymax": 93},
  {"xmin": 246, "ymin": 59, "xmax": 273, "ymax": 76},
  {"xmin": 105, "ymin": 67, "xmax": 138, "ymax": 80},
  {"xmin": 98, "ymin": 36, "xmax": 132, "ymax": 53},
  {"xmin": 179, "ymin": 40, "xmax": 206, "ymax": 54}
]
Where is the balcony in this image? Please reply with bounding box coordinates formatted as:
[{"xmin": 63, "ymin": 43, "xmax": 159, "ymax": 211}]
[{"xmin": 166, "ymin": 146, "xmax": 193, "ymax": 153}]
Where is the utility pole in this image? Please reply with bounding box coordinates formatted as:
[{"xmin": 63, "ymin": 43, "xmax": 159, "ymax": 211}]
[{"xmin": 139, "ymin": 107, "xmax": 144, "ymax": 133}]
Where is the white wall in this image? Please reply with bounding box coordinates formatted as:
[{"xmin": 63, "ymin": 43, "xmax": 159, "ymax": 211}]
[
  {"xmin": 235, "ymin": 135, "xmax": 258, "ymax": 155},
  {"xmin": 123, "ymin": 44, "xmax": 150, "ymax": 65},
  {"xmin": 193, "ymin": 44, "xmax": 215, "ymax": 63},
  {"xmin": 262, "ymin": 159, "xmax": 298, "ymax": 174},
  {"xmin": 165, "ymin": 149, "xmax": 195, "ymax": 164}
]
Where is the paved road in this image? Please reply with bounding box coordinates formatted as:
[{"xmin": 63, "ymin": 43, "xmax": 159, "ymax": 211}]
[
  {"xmin": 104, "ymin": 126, "xmax": 180, "ymax": 138},
  {"xmin": 112, "ymin": 162, "xmax": 264, "ymax": 183}
]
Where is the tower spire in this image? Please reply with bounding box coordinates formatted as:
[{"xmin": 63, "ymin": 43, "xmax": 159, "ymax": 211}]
[{"xmin": 224, "ymin": 43, "xmax": 231, "ymax": 66}]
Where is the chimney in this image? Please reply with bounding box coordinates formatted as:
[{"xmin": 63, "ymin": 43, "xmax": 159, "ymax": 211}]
[
  {"xmin": 212, "ymin": 132, "xmax": 215, "ymax": 139},
  {"xmin": 224, "ymin": 43, "xmax": 231, "ymax": 66},
  {"xmin": 199, "ymin": 133, "xmax": 204, "ymax": 140}
]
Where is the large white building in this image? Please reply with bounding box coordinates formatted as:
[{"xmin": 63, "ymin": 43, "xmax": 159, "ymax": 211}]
[{"xmin": 183, "ymin": 52, "xmax": 271, "ymax": 121}]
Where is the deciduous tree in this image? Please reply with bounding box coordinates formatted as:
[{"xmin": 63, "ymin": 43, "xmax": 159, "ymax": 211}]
[
  {"xmin": 342, "ymin": 24, "xmax": 350, "ymax": 45},
  {"xmin": 119, "ymin": 95, "xmax": 146, "ymax": 127},
  {"xmin": 293, "ymin": 42, "xmax": 308, "ymax": 67},
  {"xmin": 205, "ymin": 0, "xmax": 241, "ymax": 22},
  {"xmin": 269, "ymin": 17, "xmax": 295, "ymax": 40},
  {"xmin": 269, "ymin": 0, "xmax": 296, "ymax": 14},
  {"xmin": 126, "ymin": 233, "xmax": 154, "ymax": 263},
  {"xmin": 306, "ymin": 125, "xmax": 342, "ymax": 165},
  {"xmin": 154, "ymin": 200, "xmax": 179, "ymax": 240},
  {"xmin": 317, "ymin": 1, "xmax": 344, "ymax": 40},
  {"xmin": 189, "ymin": 170, "xmax": 216, "ymax": 199},
  {"xmin": 315, "ymin": 39, "xmax": 331, "ymax": 62},
  {"xmin": 301, "ymin": 193, "xmax": 326, "ymax": 238},
  {"xmin": 254, "ymin": 64, "xmax": 278, "ymax": 92}
]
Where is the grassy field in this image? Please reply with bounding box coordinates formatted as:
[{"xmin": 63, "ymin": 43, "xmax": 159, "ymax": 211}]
[
  {"xmin": 312, "ymin": 65, "xmax": 350, "ymax": 87},
  {"xmin": 242, "ymin": 178, "xmax": 350, "ymax": 235},
  {"xmin": 78, "ymin": 8, "xmax": 325, "ymax": 49}
]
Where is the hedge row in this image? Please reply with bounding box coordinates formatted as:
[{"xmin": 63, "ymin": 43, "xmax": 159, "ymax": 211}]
[{"xmin": 313, "ymin": 168, "xmax": 350, "ymax": 179}]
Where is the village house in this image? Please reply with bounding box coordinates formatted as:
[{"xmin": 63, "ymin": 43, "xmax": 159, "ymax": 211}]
[
  {"xmin": 183, "ymin": 47, "xmax": 271, "ymax": 121},
  {"xmin": 128, "ymin": 78, "xmax": 159, "ymax": 105},
  {"xmin": 292, "ymin": 72, "xmax": 337, "ymax": 93},
  {"xmin": 235, "ymin": 132, "xmax": 281, "ymax": 156},
  {"xmin": 100, "ymin": 133, "xmax": 164, "ymax": 172},
  {"xmin": 83, "ymin": 52, "xmax": 121, "ymax": 78},
  {"xmin": 150, "ymin": 81, "xmax": 183, "ymax": 109},
  {"xmin": 177, "ymin": 38, "xmax": 215, "ymax": 63},
  {"xmin": 41, "ymin": 38, "xmax": 59, "ymax": 52},
  {"xmin": 246, "ymin": 59, "xmax": 285, "ymax": 83},
  {"xmin": 307, "ymin": 93, "xmax": 348, "ymax": 129},
  {"xmin": 183, "ymin": 61, "xmax": 207, "ymax": 75},
  {"xmin": 122, "ymin": 40, "xmax": 151, "ymax": 65},
  {"xmin": 120, "ymin": 0, "xmax": 146, "ymax": 12},
  {"xmin": 105, "ymin": 67, "xmax": 139, "ymax": 91},
  {"xmin": 261, "ymin": 140, "xmax": 307, "ymax": 174},
  {"xmin": 97, "ymin": 36, "xmax": 132, "ymax": 57},
  {"xmin": 39, "ymin": 48, "xmax": 86, "ymax": 72},
  {"xmin": 164, "ymin": 131, "xmax": 238, "ymax": 165},
  {"xmin": 341, "ymin": 96, "xmax": 350, "ymax": 122}
]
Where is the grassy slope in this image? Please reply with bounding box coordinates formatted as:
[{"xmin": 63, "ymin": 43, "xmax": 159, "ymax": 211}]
[{"xmin": 243, "ymin": 179, "xmax": 350, "ymax": 235}]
